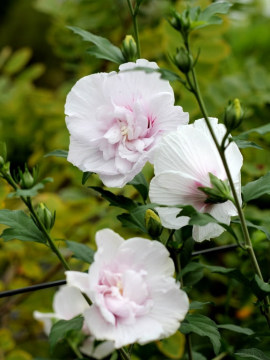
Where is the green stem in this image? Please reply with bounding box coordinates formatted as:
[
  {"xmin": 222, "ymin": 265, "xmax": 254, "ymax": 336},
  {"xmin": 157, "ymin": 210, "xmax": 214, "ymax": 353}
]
[
  {"xmin": 3, "ymin": 172, "xmax": 70, "ymax": 271},
  {"xmin": 186, "ymin": 334, "xmax": 194, "ymax": 360},
  {"xmin": 119, "ymin": 348, "xmax": 130, "ymax": 360},
  {"xmin": 67, "ymin": 338, "xmax": 83, "ymax": 359},
  {"xmin": 184, "ymin": 56, "xmax": 270, "ymax": 325},
  {"xmin": 126, "ymin": 0, "xmax": 141, "ymax": 58}
]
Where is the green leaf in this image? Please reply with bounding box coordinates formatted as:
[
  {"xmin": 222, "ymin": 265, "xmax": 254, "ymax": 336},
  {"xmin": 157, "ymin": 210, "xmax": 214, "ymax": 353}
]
[
  {"xmin": 241, "ymin": 123, "xmax": 270, "ymax": 137},
  {"xmin": 199, "ymin": 2, "xmax": 232, "ymax": 21},
  {"xmin": 68, "ymin": 26, "xmax": 125, "ymax": 64},
  {"xmin": 181, "ymin": 262, "xmax": 204, "ymax": 287},
  {"xmin": 204, "ymin": 264, "xmax": 250, "ymax": 287},
  {"xmin": 49, "ymin": 316, "xmax": 83, "ymax": 351},
  {"xmin": 250, "ymin": 274, "xmax": 270, "ymax": 300},
  {"xmin": 3, "ymin": 48, "xmax": 32, "ymax": 75},
  {"xmin": 0, "ymin": 209, "xmax": 47, "ymax": 244},
  {"xmin": 127, "ymin": 172, "xmax": 149, "ymax": 202},
  {"xmin": 235, "ymin": 348, "xmax": 270, "ymax": 360},
  {"xmin": 8, "ymin": 178, "xmax": 53, "ymax": 198},
  {"xmin": 180, "ymin": 314, "xmax": 221, "ymax": 355},
  {"xmin": 242, "ymin": 172, "xmax": 270, "ymax": 202},
  {"xmin": 191, "ymin": 2, "xmax": 231, "ymax": 31},
  {"xmin": 117, "ymin": 204, "xmax": 155, "ymax": 233},
  {"xmin": 232, "ymin": 219, "xmax": 270, "ymax": 241},
  {"xmin": 81, "ymin": 172, "xmax": 93, "ymax": 185},
  {"xmin": 90, "ymin": 186, "xmax": 138, "ymax": 211},
  {"xmin": 232, "ymin": 137, "xmax": 262, "ymax": 150},
  {"xmin": 129, "ymin": 66, "xmax": 185, "ymax": 83},
  {"xmin": 66, "ymin": 240, "xmax": 95, "ymax": 264},
  {"xmin": 218, "ymin": 324, "xmax": 254, "ymax": 336},
  {"xmin": 189, "ymin": 301, "xmax": 211, "ymax": 310},
  {"xmin": 44, "ymin": 150, "xmax": 68, "ymax": 159}
]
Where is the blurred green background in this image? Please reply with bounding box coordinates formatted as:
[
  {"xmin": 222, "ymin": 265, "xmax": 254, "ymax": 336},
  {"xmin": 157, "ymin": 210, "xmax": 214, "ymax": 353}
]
[{"xmin": 0, "ymin": 0, "xmax": 270, "ymax": 359}]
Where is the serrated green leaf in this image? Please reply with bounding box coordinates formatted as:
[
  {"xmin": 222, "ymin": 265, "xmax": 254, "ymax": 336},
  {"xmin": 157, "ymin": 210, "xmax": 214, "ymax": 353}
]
[
  {"xmin": 66, "ymin": 240, "xmax": 95, "ymax": 264},
  {"xmin": 90, "ymin": 186, "xmax": 138, "ymax": 211},
  {"xmin": 49, "ymin": 316, "xmax": 83, "ymax": 351},
  {"xmin": 0, "ymin": 209, "xmax": 47, "ymax": 243},
  {"xmin": 127, "ymin": 172, "xmax": 149, "ymax": 202},
  {"xmin": 44, "ymin": 150, "xmax": 68, "ymax": 158},
  {"xmin": 68, "ymin": 26, "xmax": 125, "ymax": 64},
  {"xmin": 242, "ymin": 172, "xmax": 270, "ymax": 203},
  {"xmin": 235, "ymin": 348, "xmax": 270, "ymax": 360},
  {"xmin": 218, "ymin": 324, "xmax": 254, "ymax": 336},
  {"xmin": 180, "ymin": 314, "xmax": 221, "ymax": 355}
]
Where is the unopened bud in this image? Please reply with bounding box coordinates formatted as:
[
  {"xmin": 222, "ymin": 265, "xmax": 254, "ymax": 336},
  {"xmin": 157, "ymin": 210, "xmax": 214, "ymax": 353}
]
[
  {"xmin": 169, "ymin": 10, "xmax": 191, "ymax": 35},
  {"xmin": 174, "ymin": 47, "xmax": 193, "ymax": 73},
  {"xmin": 20, "ymin": 167, "xmax": 34, "ymax": 189},
  {"xmin": 122, "ymin": 35, "xmax": 138, "ymax": 62},
  {"xmin": 198, "ymin": 173, "xmax": 233, "ymax": 205},
  {"xmin": 0, "ymin": 156, "xmax": 4, "ymax": 167},
  {"xmin": 36, "ymin": 203, "xmax": 55, "ymax": 231},
  {"xmin": 224, "ymin": 99, "xmax": 244, "ymax": 131},
  {"xmin": 145, "ymin": 209, "xmax": 163, "ymax": 238}
]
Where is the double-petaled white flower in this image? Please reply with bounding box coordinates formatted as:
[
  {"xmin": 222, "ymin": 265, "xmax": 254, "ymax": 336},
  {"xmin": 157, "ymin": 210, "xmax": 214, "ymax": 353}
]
[
  {"xmin": 65, "ymin": 59, "xmax": 188, "ymax": 187},
  {"xmin": 66, "ymin": 229, "xmax": 189, "ymax": 348},
  {"xmin": 149, "ymin": 118, "xmax": 243, "ymax": 242},
  {"xmin": 33, "ymin": 286, "xmax": 114, "ymax": 359}
]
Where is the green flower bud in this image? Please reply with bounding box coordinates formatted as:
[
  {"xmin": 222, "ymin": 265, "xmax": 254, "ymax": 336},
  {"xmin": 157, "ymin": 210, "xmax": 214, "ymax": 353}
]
[
  {"xmin": 198, "ymin": 173, "xmax": 233, "ymax": 205},
  {"xmin": 36, "ymin": 203, "xmax": 55, "ymax": 231},
  {"xmin": 224, "ymin": 99, "xmax": 244, "ymax": 131},
  {"xmin": 169, "ymin": 10, "xmax": 191, "ymax": 35},
  {"xmin": 20, "ymin": 167, "xmax": 35, "ymax": 189},
  {"xmin": 145, "ymin": 209, "xmax": 163, "ymax": 238},
  {"xmin": 174, "ymin": 47, "xmax": 193, "ymax": 74},
  {"xmin": 122, "ymin": 35, "xmax": 138, "ymax": 62},
  {"xmin": 0, "ymin": 156, "xmax": 4, "ymax": 168}
]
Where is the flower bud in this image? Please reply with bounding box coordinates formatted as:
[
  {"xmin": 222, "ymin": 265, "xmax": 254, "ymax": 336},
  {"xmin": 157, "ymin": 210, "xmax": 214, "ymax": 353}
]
[
  {"xmin": 145, "ymin": 209, "xmax": 163, "ymax": 238},
  {"xmin": 122, "ymin": 35, "xmax": 137, "ymax": 62},
  {"xmin": 20, "ymin": 167, "xmax": 35, "ymax": 189},
  {"xmin": 174, "ymin": 47, "xmax": 193, "ymax": 74},
  {"xmin": 224, "ymin": 99, "xmax": 244, "ymax": 131},
  {"xmin": 0, "ymin": 156, "xmax": 4, "ymax": 168},
  {"xmin": 36, "ymin": 203, "xmax": 55, "ymax": 231},
  {"xmin": 198, "ymin": 173, "xmax": 233, "ymax": 205},
  {"xmin": 169, "ymin": 10, "xmax": 190, "ymax": 35}
]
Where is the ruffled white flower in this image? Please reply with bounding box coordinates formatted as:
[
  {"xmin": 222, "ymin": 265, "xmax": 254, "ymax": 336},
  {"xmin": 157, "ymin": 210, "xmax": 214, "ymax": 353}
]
[
  {"xmin": 33, "ymin": 285, "xmax": 114, "ymax": 359},
  {"xmin": 65, "ymin": 59, "xmax": 188, "ymax": 187},
  {"xmin": 149, "ymin": 118, "xmax": 243, "ymax": 242},
  {"xmin": 66, "ymin": 229, "xmax": 189, "ymax": 348}
]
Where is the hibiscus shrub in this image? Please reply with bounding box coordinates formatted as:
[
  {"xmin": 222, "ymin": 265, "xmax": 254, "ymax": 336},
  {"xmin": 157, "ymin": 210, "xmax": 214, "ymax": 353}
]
[{"xmin": 1, "ymin": 1, "xmax": 270, "ymax": 360}]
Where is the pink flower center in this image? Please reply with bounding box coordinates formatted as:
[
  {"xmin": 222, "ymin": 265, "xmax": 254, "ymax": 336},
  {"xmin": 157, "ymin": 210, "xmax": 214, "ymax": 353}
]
[{"xmin": 96, "ymin": 268, "xmax": 153, "ymax": 325}]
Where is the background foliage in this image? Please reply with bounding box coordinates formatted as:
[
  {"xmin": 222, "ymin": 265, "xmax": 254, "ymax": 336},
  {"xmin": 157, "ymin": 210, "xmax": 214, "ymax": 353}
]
[{"xmin": 0, "ymin": 0, "xmax": 270, "ymax": 359}]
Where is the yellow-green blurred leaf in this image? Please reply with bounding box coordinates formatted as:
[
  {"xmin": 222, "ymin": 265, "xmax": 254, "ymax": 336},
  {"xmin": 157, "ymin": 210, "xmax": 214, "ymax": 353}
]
[
  {"xmin": 0, "ymin": 329, "xmax": 15, "ymax": 352},
  {"xmin": 3, "ymin": 48, "xmax": 32, "ymax": 75},
  {"xmin": 156, "ymin": 331, "xmax": 186, "ymax": 359},
  {"xmin": 6, "ymin": 349, "xmax": 32, "ymax": 360}
]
